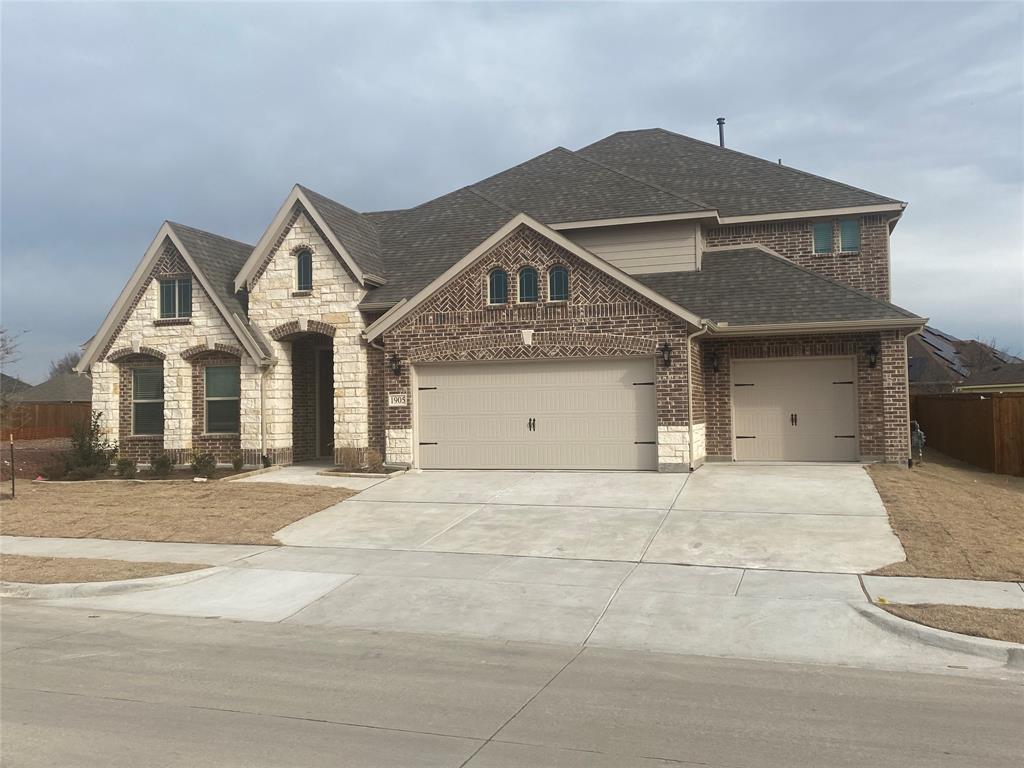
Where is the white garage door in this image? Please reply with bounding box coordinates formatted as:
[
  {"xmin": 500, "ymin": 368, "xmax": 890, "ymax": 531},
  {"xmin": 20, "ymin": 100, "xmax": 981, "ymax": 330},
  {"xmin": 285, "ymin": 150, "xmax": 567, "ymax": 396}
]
[
  {"xmin": 416, "ymin": 358, "xmax": 657, "ymax": 470},
  {"xmin": 731, "ymin": 358, "xmax": 858, "ymax": 462}
]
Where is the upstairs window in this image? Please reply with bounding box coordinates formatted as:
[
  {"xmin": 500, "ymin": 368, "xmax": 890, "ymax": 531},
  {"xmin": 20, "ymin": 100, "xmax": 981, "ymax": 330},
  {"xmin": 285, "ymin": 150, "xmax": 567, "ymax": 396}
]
[
  {"xmin": 839, "ymin": 219, "xmax": 860, "ymax": 252},
  {"xmin": 132, "ymin": 367, "xmax": 164, "ymax": 435},
  {"xmin": 548, "ymin": 266, "xmax": 569, "ymax": 302},
  {"xmin": 159, "ymin": 277, "xmax": 192, "ymax": 318},
  {"xmin": 812, "ymin": 222, "xmax": 833, "ymax": 254},
  {"xmin": 205, "ymin": 365, "xmax": 241, "ymax": 433},
  {"xmin": 296, "ymin": 248, "xmax": 313, "ymax": 292},
  {"xmin": 488, "ymin": 269, "xmax": 508, "ymax": 304},
  {"xmin": 518, "ymin": 267, "xmax": 538, "ymax": 303}
]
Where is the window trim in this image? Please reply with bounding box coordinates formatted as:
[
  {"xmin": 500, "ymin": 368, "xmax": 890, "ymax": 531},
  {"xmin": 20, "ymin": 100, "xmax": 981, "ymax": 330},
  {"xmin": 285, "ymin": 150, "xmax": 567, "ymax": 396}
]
[
  {"xmin": 296, "ymin": 248, "xmax": 313, "ymax": 292},
  {"xmin": 518, "ymin": 266, "xmax": 538, "ymax": 303},
  {"xmin": 838, "ymin": 219, "xmax": 861, "ymax": 253},
  {"xmin": 158, "ymin": 277, "xmax": 192, "ymax": 319},
  {"xmin": 488, "ymin": 268, "xmax": 509, "ymax": 305},
  {"xmin": 131, "ymin": 367, "xmax": 164, "ymax": 436},
  {"xmin": 204, "ymin": 364, "xmax": 241, "ymax": 435},
  {"xmin": 548, "ymin": 265, "xmax": 569, "ymax": 302},
  {"xmin": 812, "ymin": 221, "xmax": 833, "ymax": 255}
]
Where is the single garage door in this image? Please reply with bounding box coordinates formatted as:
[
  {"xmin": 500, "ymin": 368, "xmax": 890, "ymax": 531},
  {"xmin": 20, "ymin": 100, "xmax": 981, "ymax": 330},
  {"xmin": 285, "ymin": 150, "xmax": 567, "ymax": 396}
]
[
  {"xmin": 416, "ymin": 358, "xmax": 657, "ymax": 470},
  {"xmin": 731, "ymin": 358, "xmax": 858, "ymax": 462}
]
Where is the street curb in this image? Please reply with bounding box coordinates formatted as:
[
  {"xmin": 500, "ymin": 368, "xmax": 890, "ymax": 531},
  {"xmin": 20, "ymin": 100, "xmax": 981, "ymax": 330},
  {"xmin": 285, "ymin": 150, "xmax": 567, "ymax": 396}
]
[
  {"xmin": 227, "ymin": 465, "xmax": 283, "ymax": 481},
  {"xmin": 853, "ymin": 603, "xmax": 1024, "ymax": 669},
  {"xmin": 0, "ymin": 566, "xmax": 226, "ymax": 599}
]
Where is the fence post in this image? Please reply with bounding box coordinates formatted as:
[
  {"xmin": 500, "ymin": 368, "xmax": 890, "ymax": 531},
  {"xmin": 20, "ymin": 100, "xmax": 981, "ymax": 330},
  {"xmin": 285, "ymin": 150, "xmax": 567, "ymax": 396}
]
[{"xmin": 9, "ymin": 433, "xmax": 14, "ymax": 499}]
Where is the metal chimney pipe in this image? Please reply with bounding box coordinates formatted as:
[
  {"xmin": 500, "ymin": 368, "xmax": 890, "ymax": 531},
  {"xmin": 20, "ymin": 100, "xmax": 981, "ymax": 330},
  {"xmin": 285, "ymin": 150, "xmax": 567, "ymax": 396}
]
[{"xmin": 716, "ymin": 117, "xmax": 725, "ymax": 148}]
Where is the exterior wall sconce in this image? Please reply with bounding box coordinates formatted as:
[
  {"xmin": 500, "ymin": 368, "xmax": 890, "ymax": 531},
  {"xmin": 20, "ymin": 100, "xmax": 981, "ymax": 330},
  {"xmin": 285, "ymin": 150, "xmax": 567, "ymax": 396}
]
[
  {"xmin": 709, "ymin": 349, "xmax": 720, "ymax": 373},
  {"xmin": 658, "ymin": 342, "xmax": 672, "ymax": 367},
  {"xmin": 388, "ymin": 352, "xmax": 403, "ymax": 376},
  {"xmin": 866, "ymin": 346, "xmax": 879, "ymax": 368}
]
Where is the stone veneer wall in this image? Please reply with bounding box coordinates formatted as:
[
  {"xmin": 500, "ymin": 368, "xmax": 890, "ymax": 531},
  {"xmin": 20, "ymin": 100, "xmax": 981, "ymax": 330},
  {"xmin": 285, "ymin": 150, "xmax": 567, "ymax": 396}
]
[
  {"xmin": 379, "ymin": 225, "xmax": 696, "ymax": 471},
  {"xmin": 245, "ymin": 208, "xmax": 370, "ymax": 464},
  {"xmin": 703, "ymin": 215, "xmax": 891, "ymax": 301},
  {"xmin": 700, "ymin": 331, "xmax": 910, "ymax": 462},
  {"xmin": 93, "ymin": 241, "xmax": 258, "ymax": 465}
]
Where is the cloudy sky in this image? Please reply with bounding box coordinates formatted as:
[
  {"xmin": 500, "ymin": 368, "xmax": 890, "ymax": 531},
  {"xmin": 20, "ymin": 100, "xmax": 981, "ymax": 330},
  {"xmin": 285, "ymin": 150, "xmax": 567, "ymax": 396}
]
[{"xmin": 2, "ymin": 1, "xmax": 1022, "ymax": 382}]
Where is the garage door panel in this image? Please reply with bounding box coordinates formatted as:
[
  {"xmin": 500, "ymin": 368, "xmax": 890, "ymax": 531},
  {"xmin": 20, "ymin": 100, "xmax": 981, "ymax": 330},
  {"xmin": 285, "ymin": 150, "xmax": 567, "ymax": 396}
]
[
  {"xmin": 417, "ymin": 358, "xmax": 656, "ymax": 470},
  {"xmin": 732, "ymin": 358, "xmax": 858, "ymax": 462}
]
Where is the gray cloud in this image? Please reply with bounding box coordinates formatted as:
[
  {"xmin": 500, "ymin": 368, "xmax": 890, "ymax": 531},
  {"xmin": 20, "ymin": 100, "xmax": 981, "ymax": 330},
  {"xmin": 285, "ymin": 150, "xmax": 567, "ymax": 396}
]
[{"xmin": 2, "ymin": 1, "xmax": 1022, "ymax": 381}]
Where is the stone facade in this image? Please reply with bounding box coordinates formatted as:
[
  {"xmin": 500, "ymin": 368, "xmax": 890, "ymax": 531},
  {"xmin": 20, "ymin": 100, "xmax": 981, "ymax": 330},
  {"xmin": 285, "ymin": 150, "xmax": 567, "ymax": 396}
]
[{"xmin": 704, "ymin": 215, "xmax": 892, "ymax": 301}]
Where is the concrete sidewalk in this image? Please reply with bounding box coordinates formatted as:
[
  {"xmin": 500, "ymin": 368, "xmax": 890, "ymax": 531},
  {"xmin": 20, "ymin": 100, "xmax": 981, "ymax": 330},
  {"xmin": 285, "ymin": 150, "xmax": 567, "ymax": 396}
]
[{"xmin": 5, "ymin": 535, "xmax": 1021, "ymax": 675}]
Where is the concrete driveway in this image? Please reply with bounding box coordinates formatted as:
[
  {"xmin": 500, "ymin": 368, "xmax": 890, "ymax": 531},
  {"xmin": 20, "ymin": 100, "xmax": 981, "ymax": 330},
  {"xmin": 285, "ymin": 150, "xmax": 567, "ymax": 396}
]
[{"xmin": 278, "ymin": 464, "xmax": 904, "ymax": 573}]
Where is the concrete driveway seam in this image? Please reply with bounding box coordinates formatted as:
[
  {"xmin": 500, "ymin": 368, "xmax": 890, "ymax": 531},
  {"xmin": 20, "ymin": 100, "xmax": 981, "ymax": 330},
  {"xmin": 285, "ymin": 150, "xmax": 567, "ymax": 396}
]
[{"xmin": 415, "ymin": 504, "xmax": 491, "ymax": 550}]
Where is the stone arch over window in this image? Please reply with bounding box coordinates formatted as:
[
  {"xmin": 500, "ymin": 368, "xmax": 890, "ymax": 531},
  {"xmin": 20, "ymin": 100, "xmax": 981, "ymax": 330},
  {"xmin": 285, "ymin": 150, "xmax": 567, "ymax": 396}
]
[
  {"xmin": 518, "ymin": 267, "xmax": 538, "ymax": 303},
  {"xmin": 548, "ymin": 266, "xmax": 569, "ymax": 302},
  {"xmin": 107, "ymin": 346, "xmax": 166, "ymax": 363},
  {"xmin": 488, "ymin": 268, "xmax": 508, "ymax": 305}
]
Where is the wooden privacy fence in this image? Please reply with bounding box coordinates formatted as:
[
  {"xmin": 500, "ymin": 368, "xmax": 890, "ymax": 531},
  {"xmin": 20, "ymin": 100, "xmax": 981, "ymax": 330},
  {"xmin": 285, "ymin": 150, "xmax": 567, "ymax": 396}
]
[
  {"xmin": 911, "ymin": 393, "xmax": 1024, "ymax": 476},
  {"xmin": 0, "ymin": 402, "xmax": 92, "ymax": 440}
]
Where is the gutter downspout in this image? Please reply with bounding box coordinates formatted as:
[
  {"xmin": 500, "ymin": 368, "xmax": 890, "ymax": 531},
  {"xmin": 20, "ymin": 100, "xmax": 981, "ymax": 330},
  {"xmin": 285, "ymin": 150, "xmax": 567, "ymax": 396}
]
[{"xmin": 685, "ymin": 321, "xmax": 711, "ymax": 472}]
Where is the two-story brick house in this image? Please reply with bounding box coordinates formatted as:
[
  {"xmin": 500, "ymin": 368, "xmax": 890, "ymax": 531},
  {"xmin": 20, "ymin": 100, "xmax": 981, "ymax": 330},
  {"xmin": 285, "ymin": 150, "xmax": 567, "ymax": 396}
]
[{"xmin": 77, "ymin": 128, "xmax": 926, "ymax": 471}]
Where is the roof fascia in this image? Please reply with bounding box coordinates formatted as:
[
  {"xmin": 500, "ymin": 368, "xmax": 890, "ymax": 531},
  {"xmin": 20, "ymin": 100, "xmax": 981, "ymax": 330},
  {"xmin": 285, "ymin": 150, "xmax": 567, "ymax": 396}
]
[
  {"xmin": 363, "ymin": 213, "xmax": 706, "ymax": 342},
  {"xmin": 717, "ymin": 203, "xmax": 906, "ymax": 225},
  {"xmin": 233, "ymin": 186, "xmax": 372, "ymax": 292},
  {"xmin": 707, "ymin": 317, "xmax": 928, "ymax": 337},
  {"xmin": 550, "ymin": 211, "xmax": 717, "ymax": 230},
  {"xmin": 956, "ymin": 383, "xmax": 1024, "ymax": 393},
  {"xmin": 76, "ymin": 222, "xmax": 175, "ymax": 372}
]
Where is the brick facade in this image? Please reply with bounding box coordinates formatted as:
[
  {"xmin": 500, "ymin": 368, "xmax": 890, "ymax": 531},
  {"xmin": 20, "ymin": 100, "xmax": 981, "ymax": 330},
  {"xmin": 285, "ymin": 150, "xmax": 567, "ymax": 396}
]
[
  {"xmin": 704, "ymin": 215, "xmax": 891, "ymax": 301},
  {"xmin": 190, "ymin": 352, "xmax": 242, "ymax": 463}
]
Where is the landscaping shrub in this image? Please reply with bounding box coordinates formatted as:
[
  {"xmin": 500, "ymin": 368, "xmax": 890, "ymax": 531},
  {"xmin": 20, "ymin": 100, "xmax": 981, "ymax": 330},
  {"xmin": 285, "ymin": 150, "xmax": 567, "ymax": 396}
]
[
  {"xmin": 40, "ymin": 457, "xmax": 70, "ymax": 480},
  {"xmin": 150, "ymin": 452, "xmax": 173, "ymax": 478},
  {"xmin": 45, "ymin": 412, "xmax": 117, "ymax": 480},
  {"xmin": 116, "ymin": 458, "xmax": 137, "ymax": 479},
  {"xmin": 231, "ymin": 452, "xmax": 245, "ymax": 472},
  {"xmin": 191, "ymin": 452, "xmax": 217, "ymax": 478},
  {"xmin": 336, "ymin": 446, "xmax": 361, "ymax": 471},
  {"xmin": 363, "ymin": 448, "xmax": 383, "ymax": 473}
]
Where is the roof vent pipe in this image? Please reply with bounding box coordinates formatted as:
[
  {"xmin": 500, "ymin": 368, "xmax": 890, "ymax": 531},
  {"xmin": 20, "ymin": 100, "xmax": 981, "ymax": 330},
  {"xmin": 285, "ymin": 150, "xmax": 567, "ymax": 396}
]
[{"xmin": 716, "ymin": 117, "xmax": 725, "ymax": 148}]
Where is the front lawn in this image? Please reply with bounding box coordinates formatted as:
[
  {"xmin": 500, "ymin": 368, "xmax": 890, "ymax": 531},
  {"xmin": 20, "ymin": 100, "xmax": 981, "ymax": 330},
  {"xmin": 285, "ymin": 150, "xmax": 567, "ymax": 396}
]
[
  {"xmin": 867, "ymin": 451, "xmax": 1024, "ymax": 582},
  {"xmin": 0, "ymin": 480, "xmax": 354, "ymax": 545},
  {"xmin": 882, "ymin": 603, "xmax": 1024, "ymax": 645},
  {"xmin": 1, "ymin": 554, "xmax": 205, "ymax": 584}
]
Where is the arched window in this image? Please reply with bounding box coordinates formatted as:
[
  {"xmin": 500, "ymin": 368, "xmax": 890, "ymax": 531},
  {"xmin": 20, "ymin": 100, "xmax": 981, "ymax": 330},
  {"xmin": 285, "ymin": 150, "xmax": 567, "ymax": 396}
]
[
  {"xmin": 548, "ymin": 266, "xmax": 569, "ymax": 302},
  {"xmin": 518, "ymin": 267, "xmax": 538, "ymax": 303},
  {"xmin": 296, "ymin": 249, "xmax": 313, "ymax": 292},
  {"xmin": 488, "ymin": 269, "xmax": 508, "ymax": 304}
]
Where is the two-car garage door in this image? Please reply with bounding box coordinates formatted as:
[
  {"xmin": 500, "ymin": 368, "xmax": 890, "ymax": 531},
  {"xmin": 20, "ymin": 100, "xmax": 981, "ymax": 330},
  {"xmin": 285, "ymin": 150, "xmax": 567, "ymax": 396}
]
[
  {"xmin": 731, "ymin": 358, "xmax": 859, "ymax": 462},
  {"xmin": 416, "ymin": 358, "xmax": 657, "ymax": 470}
]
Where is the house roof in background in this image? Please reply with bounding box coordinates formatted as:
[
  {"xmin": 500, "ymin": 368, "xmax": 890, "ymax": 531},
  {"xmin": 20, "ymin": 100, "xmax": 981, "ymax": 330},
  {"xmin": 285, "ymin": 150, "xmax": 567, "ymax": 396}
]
[
  {"xmin": 577, "ymin": 128, "xmax": 903, "ymax": 218},
  {"xmin": 635, "ymin": 247, "xmax": 921, "ymax": 327},
  {"xmin": 908, "ymin": 326, "xmax": 1022, "ymax": 387},
  {"xmin": 11, "ymin": 372, "xmax": 91, "ymax": 402},
  {"xmin": 1, "ymin": 372, "xmax": 30, "ymax": 397},
  {"xmin": 958, "ymin": 362, "xmax": 1024, "ymax": 388}
]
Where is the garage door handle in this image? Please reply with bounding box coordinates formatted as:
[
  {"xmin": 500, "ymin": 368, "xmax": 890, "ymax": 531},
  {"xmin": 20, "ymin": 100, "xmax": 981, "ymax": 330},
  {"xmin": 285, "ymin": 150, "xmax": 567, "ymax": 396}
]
[
  {"xmin": 790, "ymin": 413, "xmax": 798, "ymax": 426},
  {"xmin": 527, "ymin": 418, "xmax": 535, "ymax": 432}
]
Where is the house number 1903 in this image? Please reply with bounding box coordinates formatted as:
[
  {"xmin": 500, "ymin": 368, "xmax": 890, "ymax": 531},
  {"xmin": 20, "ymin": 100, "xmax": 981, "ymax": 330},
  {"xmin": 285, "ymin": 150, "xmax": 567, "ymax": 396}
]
[{"xmin": 387, "ymin": 393, "xmax": 408, "ymax": 407}]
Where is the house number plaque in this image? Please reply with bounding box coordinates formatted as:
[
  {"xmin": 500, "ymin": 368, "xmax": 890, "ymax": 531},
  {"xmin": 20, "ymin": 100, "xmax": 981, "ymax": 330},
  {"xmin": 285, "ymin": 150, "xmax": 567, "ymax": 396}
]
[{"xmin": 388, "ymin": 393, "xmax": 408, "ymax": 407}]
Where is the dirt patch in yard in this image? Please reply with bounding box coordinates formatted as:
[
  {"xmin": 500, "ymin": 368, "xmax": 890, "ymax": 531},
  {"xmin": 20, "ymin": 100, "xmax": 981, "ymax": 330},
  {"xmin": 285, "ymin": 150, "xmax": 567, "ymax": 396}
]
[
  {"xmin": 1, "ymin": 554, "xmax": 206, "ymax": 584},
  {"xmin": 867, "ymin": 451, "xmax": 1024, "ymax": 582},
  {"xmin": 882, "ymin": 603, "xmax": 1024, "ymax": 645},
  {"xmin": 0, "ymin": 480, "xmax": 354, "ymax": 545}
]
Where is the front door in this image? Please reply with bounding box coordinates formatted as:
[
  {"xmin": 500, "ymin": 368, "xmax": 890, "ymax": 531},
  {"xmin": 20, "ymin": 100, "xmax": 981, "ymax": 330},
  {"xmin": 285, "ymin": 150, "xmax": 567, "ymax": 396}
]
[{"xmin": 316, "ymin": 348, "xmax": 333, "ymax": 458}]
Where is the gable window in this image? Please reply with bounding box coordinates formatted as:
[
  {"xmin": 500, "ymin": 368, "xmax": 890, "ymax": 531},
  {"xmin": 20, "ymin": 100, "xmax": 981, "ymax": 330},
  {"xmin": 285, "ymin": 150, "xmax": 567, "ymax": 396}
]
[
  {"xmin": 205, "ymin": 365, "xmax": 241, "ymax": 433},
  {"xmin": 548, "ymin": 266, "xmax": 569, "ymax": 302},
  {"xmin": 159, "ymin": 277, "xmax": 192, "ymax": 318},
  {"xmin": 812, "ymin": 222, "xmax": 833, "ymax": 254},
  {"xmin": 296, "ymin": 248, "xmax": 313, "ymax": 292},
  {"xmin": 488, "ymin": 269, "xmax": 508, "ymax": 304},
  {"xmin": 839, "ymin": 219, "xmax": 860, "ymax": 252},
  {"xmin": 518, "ymin": 267, "xmax": 538, "ymax": 303},
  {"xmin": 132, "ymin": 368, "xmax": 164, "ymax": 435}
]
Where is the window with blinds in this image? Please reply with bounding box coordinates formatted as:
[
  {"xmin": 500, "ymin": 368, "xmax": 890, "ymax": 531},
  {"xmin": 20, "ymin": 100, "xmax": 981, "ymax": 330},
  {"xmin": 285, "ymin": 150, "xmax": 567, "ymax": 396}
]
[
  {"xmin": 839, "ymin": 219, "xmax": 860, "ymax": 252},
  {"xmin": 132, "ymin": 368, "xmax": 164, "ymax": 435},
  {"xmin": 159, "ymin": 278, "xmax": 192, "ymax": 318},
  {"xmin": 205, "ymin": 365, "xmax": 240, "ymax": 433},
  {"xmin": 812, "ymin": 222, "xmax": 833, "ymax": 254}
]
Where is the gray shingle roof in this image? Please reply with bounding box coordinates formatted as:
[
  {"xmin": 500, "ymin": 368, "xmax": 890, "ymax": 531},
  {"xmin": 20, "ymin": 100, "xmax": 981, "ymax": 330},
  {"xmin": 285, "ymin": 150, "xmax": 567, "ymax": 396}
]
[
  {"xmin": 578, "ymin": 128, "xmax": 902, "ymax": 217},
  {"xmin": 299, "ymin": 185, "xmax": 387, "ymax": 279},
  {"xmin": 11, "ymin": 373, "xmax": 91, "ymax": 403},
  {"xmin": 1, "ymin": 372, "xmax": 30, "ymax": 398},
  {"xmin": 635, "ymin": 248, "xmax": 920, "ymax": 326},
  {"xmin": 959, "ymin": 362, "xmax": 1024, "ymax": 387},
  {"xmin": 470, "ymin": 147, "xmax": 706, "ymax": 222},
  {"xmin": 168, "ymin": 221, "xmax": 252, "ymax": 320}
]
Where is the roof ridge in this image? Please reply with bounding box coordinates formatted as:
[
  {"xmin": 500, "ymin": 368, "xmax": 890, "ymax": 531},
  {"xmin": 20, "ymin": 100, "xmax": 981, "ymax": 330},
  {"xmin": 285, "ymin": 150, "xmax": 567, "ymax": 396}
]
[
  {"xmin": 297, "ymin": 184, "xmax": 366, "ymax": 219},
  {"xmin": 705, "ymin": 246, "xmax": 920, "ymax": 319},
  {"xmin": 166, "ymin": 220, "xmax": 254, "ymax": 249},
  {"xmin": 649, "ymin": 127, "xmax": 905, "ymax": 206},
  {"xmin": 467, "ymin": 186, "xmax": 517, "ymax": 216},
  {"xmin": 566, "ymin": 147, "xmax": 715, "ymax": 212}
]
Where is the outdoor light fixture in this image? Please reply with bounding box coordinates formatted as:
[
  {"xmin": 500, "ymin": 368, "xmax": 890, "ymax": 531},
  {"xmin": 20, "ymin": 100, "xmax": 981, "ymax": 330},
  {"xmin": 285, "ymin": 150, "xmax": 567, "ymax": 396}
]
[
  {"xmin": 658, "ymin": 341, "xmax": 672, "ymax": 367},
  {"xmin": 709, "ymin": 349, "xmax": 720, "ymax": 373},
  {"xmin": 866, "ymin": 346, "xmax": 879, "ymax": 368},
  {"xmin": 388, "ymin": 352, "xmax": 403, "ymax": 376}
]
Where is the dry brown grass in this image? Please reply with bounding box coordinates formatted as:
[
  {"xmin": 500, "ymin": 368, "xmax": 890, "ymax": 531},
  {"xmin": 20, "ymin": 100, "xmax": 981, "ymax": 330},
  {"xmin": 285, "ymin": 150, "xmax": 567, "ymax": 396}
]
[
  {"xmin": 867, "ymin": 451, "xmax": 1024, "ymax": 581},
  {"xmin": 0, "ymin": 480, "xmax": 354, "ymax": 545},
  {"xmin": 882, "ymin": 603, "xmax": 1024, "ymax": 645},
  {"xmin": 1, "ymin": 554, "xmax": 205, "ymax": 584}
]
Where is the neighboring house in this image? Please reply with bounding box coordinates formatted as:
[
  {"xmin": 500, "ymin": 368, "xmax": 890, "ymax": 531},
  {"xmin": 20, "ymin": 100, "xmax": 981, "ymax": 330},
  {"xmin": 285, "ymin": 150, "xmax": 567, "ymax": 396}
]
[
  {"xmin": 10, "ymin": 372, "xmax": 92, "ymax": 404},
  {"xmin": 1, "ymin": 372, "xmax": 30, "ymax": 403},
  {"xmin": 76, "ymin": 128, "xmax": 926, "ymax": 471},
  {"xmin": 954, "ymin": 363, "xmax": 1024, "ymax": 394},
  {"xmin": 908, "ymin": 326, "xmax": 1023, "ymax": 394}
]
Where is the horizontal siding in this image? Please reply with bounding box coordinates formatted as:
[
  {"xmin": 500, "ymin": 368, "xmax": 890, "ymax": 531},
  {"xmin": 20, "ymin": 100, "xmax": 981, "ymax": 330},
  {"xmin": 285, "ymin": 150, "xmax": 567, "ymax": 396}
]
[{"xmin": 567, "ymin": 221, "xmax": 698, "ymax": 275}]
